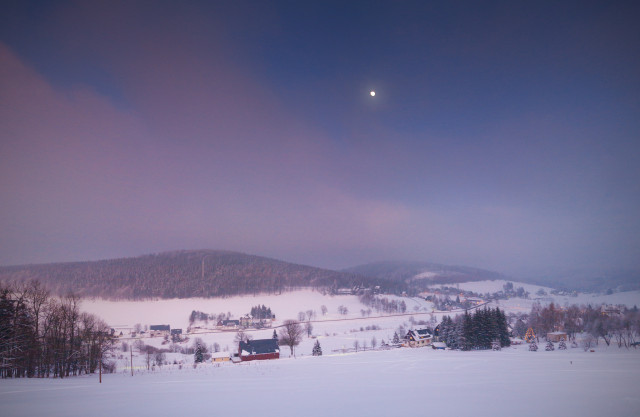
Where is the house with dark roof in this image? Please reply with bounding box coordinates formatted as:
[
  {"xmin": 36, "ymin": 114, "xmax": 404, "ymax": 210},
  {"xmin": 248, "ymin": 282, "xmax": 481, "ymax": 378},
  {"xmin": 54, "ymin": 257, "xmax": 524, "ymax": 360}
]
[
  {"xmin": 405, "ymin": 328, "xmax": 433, "ymax": 347},
  {"xmin": 150, "ymin": 324, "xmax": 171, "ymax": 337},
  {"xmin": 238, "ymin": 338, "xmax": 280, "ymax": 361},
  {"xmin": 218, "ymin": 319, "xmax": 240, "ymax": 329}
]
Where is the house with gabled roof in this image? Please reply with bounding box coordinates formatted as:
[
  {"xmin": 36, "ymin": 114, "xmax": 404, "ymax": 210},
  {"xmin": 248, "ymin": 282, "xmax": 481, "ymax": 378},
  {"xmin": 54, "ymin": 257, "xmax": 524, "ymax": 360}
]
[
  {"xmin": 405, "ymin": 328, "xmax": 433, "ymax": 347},
  {"xmin": 218, "ymin": 319, "xmax": 240, "ymax": 329},
  {"xmin": 149, "ymin": 324, "xmax": 170, "ymax": 337},
  {"xmin": 238, "ymin": 338, "xmax": 280, "ymax": 361}
]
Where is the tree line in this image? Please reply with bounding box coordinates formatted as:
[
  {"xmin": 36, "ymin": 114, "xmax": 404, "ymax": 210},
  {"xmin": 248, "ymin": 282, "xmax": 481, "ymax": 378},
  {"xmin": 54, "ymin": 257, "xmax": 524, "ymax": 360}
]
[
  {"xmin": 0, "ymin": 281, "xmax": 114, "ymax": 378},
  {"xmin": 358, "ymin": 293, "xmax": 407, "ymax": 314}
]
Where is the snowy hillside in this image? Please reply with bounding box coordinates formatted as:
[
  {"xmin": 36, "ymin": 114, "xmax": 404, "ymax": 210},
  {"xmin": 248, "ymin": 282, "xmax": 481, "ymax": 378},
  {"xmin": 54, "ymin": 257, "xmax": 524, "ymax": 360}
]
[
  {"xmin": 438, "ymin": 280, "xmax": 640, "ymax": 308},
  {"xmin": 82, "ymin": 290, "xmax": 432, "ymax": 330}
]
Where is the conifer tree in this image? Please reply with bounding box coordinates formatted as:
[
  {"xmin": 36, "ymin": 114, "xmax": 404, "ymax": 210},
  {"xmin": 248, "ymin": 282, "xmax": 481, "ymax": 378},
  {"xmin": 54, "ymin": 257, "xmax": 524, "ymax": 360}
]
[
  {"xmin": 460, "ymin": 312, "xmax": 473, "ymax": 350},
  {"xmin": 392, "ymin": 331, "xmax": 400, "ymax": 344},
  {"xmin": 524, "ymin": 327, "xmax": 536, "ymax": 343},
  {"xmin": 496, "ymin": 308, "xmax": 511, "ymax": 347},
  {"xmin": 545, "ymin": 341, "xmax": 555, "ymax": 351},
  {"xmin": 558, "ymin": 340, "xmax": 567, "ymax": 350},
  {"xmin": 312, "ymin": 340, "xmax": 322, "ymax": 356},
  {"xmin": 194, "ymin": 343, "xmax": 204, "ymax": 363}
]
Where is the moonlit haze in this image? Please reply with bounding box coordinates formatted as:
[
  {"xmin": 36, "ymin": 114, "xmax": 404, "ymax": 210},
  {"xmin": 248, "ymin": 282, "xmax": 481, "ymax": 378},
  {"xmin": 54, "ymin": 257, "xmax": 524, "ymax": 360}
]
[{"xmin": 1, "ymin": 1, "xmax": 638, "ymax": 277}]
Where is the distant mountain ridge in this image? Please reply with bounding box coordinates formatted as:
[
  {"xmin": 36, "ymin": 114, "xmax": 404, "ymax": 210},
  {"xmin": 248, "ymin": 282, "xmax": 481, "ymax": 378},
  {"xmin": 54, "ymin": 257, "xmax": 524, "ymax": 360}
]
[
  {"xmin": 346, "ymin": 261, "xmax": 640, "ymax": 292},
  {"xmin": 0, "ymin": 250, "xmax": 399, "ymax": 299},
  {"xmin": 343, "ymin": 260, "xmax": 507, "ymax": 289}
]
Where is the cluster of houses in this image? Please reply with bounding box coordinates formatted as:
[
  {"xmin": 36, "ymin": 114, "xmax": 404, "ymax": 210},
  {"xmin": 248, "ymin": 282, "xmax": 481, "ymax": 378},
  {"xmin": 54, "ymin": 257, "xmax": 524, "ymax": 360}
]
[{"xmin": 215, "ymin": 315, "xmax": 275, "ymax": 330}]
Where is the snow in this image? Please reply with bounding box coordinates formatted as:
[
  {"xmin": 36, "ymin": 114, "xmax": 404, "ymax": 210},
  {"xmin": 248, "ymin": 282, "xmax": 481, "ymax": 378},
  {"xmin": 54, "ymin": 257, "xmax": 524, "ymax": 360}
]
[
  {"xmin": 81, "ymin": 289, "xmax": 369, "ymax": 330},
  {"xmin": 437, "ymin": 280, "xmax": 640, "ymax": 308},
  {"xmin": 413, "ymin": 271, "xmax": 439, "ymax": 279},
  {"xmin": 438, "ymin": 279, "xmax": 555, "ymax": 295},
  {"xmin": 4, "ymin": 288, "xmax": 640, "ymax": 416},
  {"xmin": 77, "ymin": 287, "xmax": 640, "ymax": 359},
  {"xmin": 1, "ymin": 344, "xmax": 638, "ymax": 417}
]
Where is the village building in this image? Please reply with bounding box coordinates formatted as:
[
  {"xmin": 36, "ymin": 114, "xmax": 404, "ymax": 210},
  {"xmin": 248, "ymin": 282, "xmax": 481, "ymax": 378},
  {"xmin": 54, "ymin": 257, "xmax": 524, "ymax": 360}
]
[
  {"xmin": 238, "ymin": 338, "xmax": 280, "ymax": 361},
  {"xmin": 601, "ymin": 304, "xmax": 622, "ymax": 316},
  {"xmin": 217, "ymin": 319, "xmax": 240, "ymax": 329},
  {"xmin": 405, "ymin": 328, "xmax": 433, "ymax": 347},
  {"xmin": 463, "ymin": 297, "xmax": 484, "ymax": 306},
  {"xmin": 149, "ymin": 324, "xmax": 170, "ymax": 337},
  {"xmin": 211, "ymin": 351, "xmax": 231, "ymax": 363},
  {"xmin": 547, "ymin": 331, "xmax": 568, "ymax": 342}
]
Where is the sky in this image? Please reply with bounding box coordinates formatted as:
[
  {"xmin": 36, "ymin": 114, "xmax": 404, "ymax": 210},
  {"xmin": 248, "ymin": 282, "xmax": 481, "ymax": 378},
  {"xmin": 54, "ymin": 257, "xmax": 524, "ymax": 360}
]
[{"xmin": 1, "ymin": 1, "xmax": 639, "ymax": 275}]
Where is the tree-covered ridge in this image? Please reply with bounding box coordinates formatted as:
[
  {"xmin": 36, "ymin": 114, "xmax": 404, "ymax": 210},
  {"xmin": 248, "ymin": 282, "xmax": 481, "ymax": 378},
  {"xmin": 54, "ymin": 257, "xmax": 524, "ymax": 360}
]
[{"xmin": 0, "ymin": 250, "xmax": 400, "ymax": 299}]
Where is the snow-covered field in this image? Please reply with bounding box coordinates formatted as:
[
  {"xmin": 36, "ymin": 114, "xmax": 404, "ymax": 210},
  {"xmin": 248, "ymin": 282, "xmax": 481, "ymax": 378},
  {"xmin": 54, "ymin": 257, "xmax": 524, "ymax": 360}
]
[
  {"xmin": 82, "ymin": 289, "xmax": 433, "ymax": 330},
  {"xmin": 79, "ymin": 286, "xmax": 640, "ymax": 357},
  {"xmin": 2, "ymin": 344, "xmax": 638, "ymax": 417},
  {"xmin": 82, "ymin": 290, "xmax": 436, "ymax": 355},
  {"xmin": 3, "ymin": 285, "xmax": 640, "ymax": 416}
]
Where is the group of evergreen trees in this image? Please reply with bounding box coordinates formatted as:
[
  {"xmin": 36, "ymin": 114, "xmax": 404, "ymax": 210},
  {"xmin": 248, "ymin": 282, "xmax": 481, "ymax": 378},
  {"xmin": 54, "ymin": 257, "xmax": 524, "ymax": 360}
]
[
  {"xmin": 250, "ymin": 305, "xmax": 273, "ymax": 319},
  {"xmin": 438, "ymin": 307, "xmax": 510, "ymax": 350},
  {"xmin": 1, "ymin": 281, "xmax": 115, "ymax": 378}
]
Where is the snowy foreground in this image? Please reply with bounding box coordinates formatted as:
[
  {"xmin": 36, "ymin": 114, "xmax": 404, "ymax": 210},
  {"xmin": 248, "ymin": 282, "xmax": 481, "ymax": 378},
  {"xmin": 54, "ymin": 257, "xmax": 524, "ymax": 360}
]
[{"xmin": 2, "ymin": 345, "xmax": 639, "ymax": 417}]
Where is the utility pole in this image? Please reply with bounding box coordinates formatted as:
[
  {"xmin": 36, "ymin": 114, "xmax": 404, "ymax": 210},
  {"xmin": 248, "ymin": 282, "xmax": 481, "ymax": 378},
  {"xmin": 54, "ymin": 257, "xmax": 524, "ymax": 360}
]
[
  {"xmin": 99, "ymin": 338, "xmax": 102, "ymax": 384},
  {"xmin": 130, "ymin": 343, "xmax": 133, "ymax": 376}
]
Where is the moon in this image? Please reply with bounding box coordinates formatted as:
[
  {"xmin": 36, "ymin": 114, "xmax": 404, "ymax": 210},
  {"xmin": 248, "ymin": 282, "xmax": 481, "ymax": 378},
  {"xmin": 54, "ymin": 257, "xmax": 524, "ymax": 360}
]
[{"xmin": 370, "ymin": 91, "xmax": 376, "ymax": 97}]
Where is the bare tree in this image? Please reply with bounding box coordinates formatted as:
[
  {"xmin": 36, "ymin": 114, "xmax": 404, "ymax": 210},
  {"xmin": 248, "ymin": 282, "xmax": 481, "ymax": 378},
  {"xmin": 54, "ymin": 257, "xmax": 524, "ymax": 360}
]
[
  {"xmin": 298, "ymin": 311, "xmax": 307, "ymax": 322},
  {"xmin": 320, "ymin": 305, "xmax": 328, "ymax": 316},
  {"xmin": 304, "ymin": 321, "xmax": 313, "ymax": 338},
  {"xmin": 154, "ymin": 351, "xmax": 166, "ymax": 367},
  {"xmin": 145, "ymin": 346, "xmax": 153, "ymax": 370},
  {"xmin": 306, "ymin": 310, "xmax": 315, "ymax": 321},
  {"xmin": 371, "ymin": 336, "xmax": 377, "ymax": 349},
  {"xmin": 278, "ymin": 320, "xmax": 303, "ymax": 357},
  {"xmin": 353, "ymin": 340, "xmax": 359, "ymax": 352},
  {"xmin": 234, "ymin": 330, "xmax": 252, "ymax": 344}
]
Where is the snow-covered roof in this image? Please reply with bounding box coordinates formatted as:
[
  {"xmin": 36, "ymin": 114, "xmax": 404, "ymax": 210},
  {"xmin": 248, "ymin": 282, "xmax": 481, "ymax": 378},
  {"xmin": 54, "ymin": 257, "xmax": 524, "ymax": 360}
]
[{"xmin": 407, "ymin": 328, "xmax": 433, "ymax": 341}]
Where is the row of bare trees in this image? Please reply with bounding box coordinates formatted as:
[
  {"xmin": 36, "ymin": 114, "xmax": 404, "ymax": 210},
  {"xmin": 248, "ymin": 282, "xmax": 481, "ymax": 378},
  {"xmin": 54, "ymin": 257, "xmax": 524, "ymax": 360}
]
[
  {"xmin": 514, "ymin": 302, "xmax": 640, "ymax": 348},
  {"xmin": 0, "ymin": 281, "xmax": 114, "ymax": 378}
]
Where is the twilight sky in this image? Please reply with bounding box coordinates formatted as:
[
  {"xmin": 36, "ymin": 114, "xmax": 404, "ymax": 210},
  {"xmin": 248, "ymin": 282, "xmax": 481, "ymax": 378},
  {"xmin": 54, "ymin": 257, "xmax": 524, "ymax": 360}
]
[{"xmin": 1, "ymin": 1, "xmax": 639, "ymax": 275}]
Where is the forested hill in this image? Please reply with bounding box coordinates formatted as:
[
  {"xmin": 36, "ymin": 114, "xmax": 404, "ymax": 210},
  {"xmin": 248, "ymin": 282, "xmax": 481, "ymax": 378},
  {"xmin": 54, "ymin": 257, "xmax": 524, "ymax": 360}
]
[{"xmin": 0, "ymin": 250, "xmax": 396, "ymax": 299}]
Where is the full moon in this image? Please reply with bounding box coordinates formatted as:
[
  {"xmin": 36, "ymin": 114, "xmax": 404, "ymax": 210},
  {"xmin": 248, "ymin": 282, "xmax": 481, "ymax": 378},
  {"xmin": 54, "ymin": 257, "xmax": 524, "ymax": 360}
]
[{"xmin": 370, "ymin": 91, "xmax": 375, "ymax": 97}]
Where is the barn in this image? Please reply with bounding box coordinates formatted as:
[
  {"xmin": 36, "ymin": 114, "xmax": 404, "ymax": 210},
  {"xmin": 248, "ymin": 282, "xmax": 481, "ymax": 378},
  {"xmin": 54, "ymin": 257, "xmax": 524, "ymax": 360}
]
[{"xmin": 238, "ymin": 339, "xmax": 280, "ymax": 361}]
